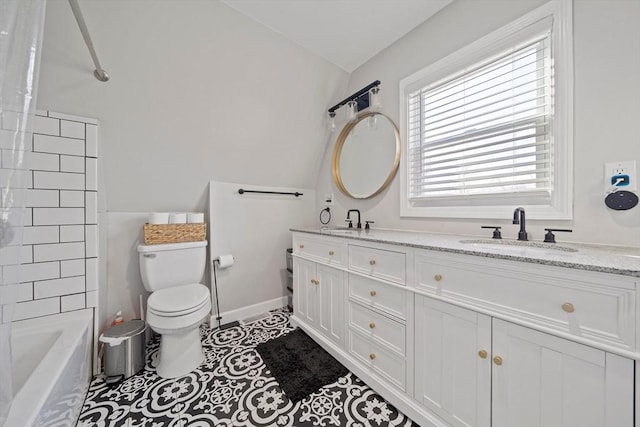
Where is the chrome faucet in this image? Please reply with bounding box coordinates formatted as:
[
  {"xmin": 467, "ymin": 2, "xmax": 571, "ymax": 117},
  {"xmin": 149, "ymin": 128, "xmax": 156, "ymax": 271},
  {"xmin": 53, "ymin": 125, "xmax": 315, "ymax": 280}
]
[
  {"xmin": 347, "ymin": 209, "xmax": 362, "ymax": 229},
  {"xmin": 512, "ymin": 207, "xmax": 528, "ymax": 241}
]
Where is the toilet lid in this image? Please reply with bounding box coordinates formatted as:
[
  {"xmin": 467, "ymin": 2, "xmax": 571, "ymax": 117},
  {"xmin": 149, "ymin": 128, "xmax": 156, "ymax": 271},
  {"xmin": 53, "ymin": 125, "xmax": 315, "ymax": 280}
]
[{"xmin": 148, "ymin": 284, "xmax": 210, "ymax": 317}]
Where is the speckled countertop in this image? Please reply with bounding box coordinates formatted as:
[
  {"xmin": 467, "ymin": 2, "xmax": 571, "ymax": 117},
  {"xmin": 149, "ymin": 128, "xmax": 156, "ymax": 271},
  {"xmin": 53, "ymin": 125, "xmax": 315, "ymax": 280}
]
[{"xmin": 291, "ymin": 227, "xmax": 640, "ymax": 278}]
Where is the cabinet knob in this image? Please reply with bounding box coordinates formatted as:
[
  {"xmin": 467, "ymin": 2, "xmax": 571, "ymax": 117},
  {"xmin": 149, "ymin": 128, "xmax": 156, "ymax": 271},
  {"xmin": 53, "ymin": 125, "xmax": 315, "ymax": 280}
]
[
  {"xmin": 370, "ymin": 290, "xmax": 377, "ymax": 297},
  {"xmin": 562, "ymin": 302, "xmax": 575, "ymax": 313},
  {"xmin": 434, "ymin": 274, "xmax": 443, "ymax": 282},
  {"xmin": 478, "ymin": 349, "xmax": 488, "ymax": 359},
  {"xmin": 369, "ymin": 353, "xmax": 376, "ymax": 360},
  {"xmin": 369, "ymin": 322, "xmax": 376, "ymax": 329},
  {"xmin": 299, "ymin": 244, "xmax": 304, "ymax": 249},
  {"xmin": 493, "ymin": 356, "xmax": 503, "ymax": 366},
  {"xmin": 329, "ymin": 250, "xmax": 334, "ymax": 256},
  {"xmin": 369, "ymin": 260, "xmax": 376, "ymax": 266},
  {"xmin": 310, "ymin": 279, "xmax": 319, "ymax": 285}
]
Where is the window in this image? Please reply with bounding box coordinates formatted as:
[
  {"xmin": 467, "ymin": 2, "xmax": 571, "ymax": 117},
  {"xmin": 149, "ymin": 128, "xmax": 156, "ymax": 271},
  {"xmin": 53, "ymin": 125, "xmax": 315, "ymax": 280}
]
[{"xmin": 400, "ymin": 0, "xmax": 573, "ymax": 219}]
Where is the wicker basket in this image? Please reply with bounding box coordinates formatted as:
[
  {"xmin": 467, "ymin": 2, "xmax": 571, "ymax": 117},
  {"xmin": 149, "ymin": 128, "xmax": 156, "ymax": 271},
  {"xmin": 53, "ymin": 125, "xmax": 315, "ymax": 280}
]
[{"xmin": 143, "ymin": 223, "xmax": 207, "ymax": 245}]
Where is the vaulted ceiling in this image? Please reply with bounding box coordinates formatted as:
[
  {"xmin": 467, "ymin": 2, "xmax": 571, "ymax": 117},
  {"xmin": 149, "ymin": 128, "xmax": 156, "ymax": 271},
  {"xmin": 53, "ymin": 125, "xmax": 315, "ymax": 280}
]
[{"xmin": 221, "ymin": 0, "xmax": 453, "ymax": 72}]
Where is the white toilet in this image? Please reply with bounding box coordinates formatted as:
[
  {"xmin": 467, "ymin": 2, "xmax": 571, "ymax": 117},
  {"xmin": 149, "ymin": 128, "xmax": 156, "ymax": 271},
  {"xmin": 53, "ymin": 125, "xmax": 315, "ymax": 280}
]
[{"xmin": 137, "ymin": 240, "xmax": 211, "ymax": 378}]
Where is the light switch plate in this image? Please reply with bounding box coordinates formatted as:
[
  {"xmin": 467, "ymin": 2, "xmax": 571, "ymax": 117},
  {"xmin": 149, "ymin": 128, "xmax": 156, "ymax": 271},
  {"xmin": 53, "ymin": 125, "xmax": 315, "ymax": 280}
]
[{"xmin": 324, "ymin": 193, "xmax": 334, "ymax": 206}]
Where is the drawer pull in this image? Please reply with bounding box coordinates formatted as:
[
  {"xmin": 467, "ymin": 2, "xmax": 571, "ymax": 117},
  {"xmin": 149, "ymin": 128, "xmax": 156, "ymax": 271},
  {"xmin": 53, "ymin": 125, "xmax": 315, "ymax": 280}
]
[
  {"xmin": 299, "ymin": 244, "xmax": 304, "ymax": 249},
  {"xmin": 369, "ymin": 260, "xmax": 376, "ymax": 266},
  {"xmin": 478, "ymin": 349, "xmax": 488, "ymax": 359},
  {"xmin": 329, "ymin": 251, "xmax": 334, "ymax": 256},
  {"xmin": 369, "ymin": 353, "xmax": 376, "ymax": 360},
  {"xmin": 562, "ymin": 303, "xmax": 575, "ymax": 313},
  {"xmin": 434, "ymin": 274, "xmax": 443, "ymax": 282},
  {"xmin": 493, "ymin": 356, "xmax": 503, "ymax": 366},
  {"xmin": 310, "ymin": 279, "xmax": 319, "ymax": 285},
  {"xmin": 369, "ymin": 322, "xmax": 376, "ymax": 329},
  {"xmin": 370, "ymin": 290, "xmax": 377, "ymax": 297}
]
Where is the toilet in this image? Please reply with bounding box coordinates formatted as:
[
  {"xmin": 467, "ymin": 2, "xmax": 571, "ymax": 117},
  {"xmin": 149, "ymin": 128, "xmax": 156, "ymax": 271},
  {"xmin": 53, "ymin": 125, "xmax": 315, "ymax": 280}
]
[{"xmin": 137, "ymin": 240, "xmax": 211, "ymax": 378}]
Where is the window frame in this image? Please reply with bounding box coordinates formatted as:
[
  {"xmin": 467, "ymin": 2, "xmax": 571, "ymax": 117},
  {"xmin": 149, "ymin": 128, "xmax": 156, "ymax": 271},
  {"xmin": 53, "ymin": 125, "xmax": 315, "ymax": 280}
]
[{"xmin": 399, "ymin": 0, "xmax": 573, "ymax": 220}]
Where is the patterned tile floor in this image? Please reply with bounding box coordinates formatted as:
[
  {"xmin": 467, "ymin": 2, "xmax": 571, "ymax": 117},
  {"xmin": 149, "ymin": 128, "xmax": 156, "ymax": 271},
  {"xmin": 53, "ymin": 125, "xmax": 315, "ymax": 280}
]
[{"xmin": 78, "ymin": 308, "xmax": 417, "ymax": 426}]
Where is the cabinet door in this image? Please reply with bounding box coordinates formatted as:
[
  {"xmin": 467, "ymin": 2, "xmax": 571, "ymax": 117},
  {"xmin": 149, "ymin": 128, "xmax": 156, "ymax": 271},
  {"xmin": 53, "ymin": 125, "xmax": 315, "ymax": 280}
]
[
  {"xmin": 317, "ymin": 264, "xmax": 344, "ymax": 347},
  {"xmin": 294, "ymin": 258, "xmax": 317, "ymax": 325},
  {"xmin": 492, "ymin": 319, "xmax": 634, "ymax": 427},
  {"xmin": 414, "ymin": 296, "xmax": 491, "ymax": 427}
]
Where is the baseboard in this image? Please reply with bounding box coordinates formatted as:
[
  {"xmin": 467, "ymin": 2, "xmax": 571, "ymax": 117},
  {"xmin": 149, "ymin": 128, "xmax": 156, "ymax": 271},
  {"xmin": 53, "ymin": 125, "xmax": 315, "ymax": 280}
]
[{"xmin": 210, "ymin": 296, "xmax": 288, "ymax": 328}]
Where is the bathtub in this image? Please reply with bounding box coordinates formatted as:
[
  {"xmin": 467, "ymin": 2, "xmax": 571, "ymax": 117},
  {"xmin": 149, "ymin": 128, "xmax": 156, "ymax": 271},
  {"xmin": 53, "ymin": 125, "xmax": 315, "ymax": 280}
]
[{"xmin": 5, "ymin": 309, "xmax": 93, "ymax": 427}]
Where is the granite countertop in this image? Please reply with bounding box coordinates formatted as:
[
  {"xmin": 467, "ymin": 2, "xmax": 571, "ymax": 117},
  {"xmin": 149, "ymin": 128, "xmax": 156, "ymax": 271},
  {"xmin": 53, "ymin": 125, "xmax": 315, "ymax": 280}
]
[{"xmin": 291, "ymin": 227, "xmax": 640, "ymax": 278}]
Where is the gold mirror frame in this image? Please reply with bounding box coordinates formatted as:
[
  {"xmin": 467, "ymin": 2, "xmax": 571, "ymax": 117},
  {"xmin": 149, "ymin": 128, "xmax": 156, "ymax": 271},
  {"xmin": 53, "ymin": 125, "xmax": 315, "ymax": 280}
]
[{"xmin": 332, "ymin": 112, "xmax": 401, "ymax": 199}]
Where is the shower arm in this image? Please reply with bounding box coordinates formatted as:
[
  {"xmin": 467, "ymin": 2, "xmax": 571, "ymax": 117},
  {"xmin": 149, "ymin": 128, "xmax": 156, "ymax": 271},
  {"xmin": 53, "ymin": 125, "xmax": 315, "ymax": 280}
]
[{"xmin": 68, "ymin": 0, "xmax": 109, "ymax": 82}]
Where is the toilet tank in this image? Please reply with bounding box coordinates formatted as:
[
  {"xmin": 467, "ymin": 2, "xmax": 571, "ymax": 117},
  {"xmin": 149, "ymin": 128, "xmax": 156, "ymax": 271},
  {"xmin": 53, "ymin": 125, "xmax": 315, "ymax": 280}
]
[{"xmin": 137, "ymin": 241, "xmax": 208, "ymax": 292}]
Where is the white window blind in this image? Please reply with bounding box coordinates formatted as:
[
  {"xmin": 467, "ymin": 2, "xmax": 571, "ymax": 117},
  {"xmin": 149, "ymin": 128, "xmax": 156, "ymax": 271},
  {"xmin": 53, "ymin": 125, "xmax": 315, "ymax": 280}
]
[{"xmin": 408, "ymin": 30, "xmax": 553, "ymax": 201}]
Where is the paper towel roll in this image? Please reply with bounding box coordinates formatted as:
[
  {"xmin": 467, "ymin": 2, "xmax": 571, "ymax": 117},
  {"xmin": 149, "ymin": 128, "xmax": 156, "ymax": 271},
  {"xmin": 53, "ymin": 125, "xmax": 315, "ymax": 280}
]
[
  {"xmin": 169, "ymin": 212, "xmax": 187, "ymax": 224},
  {"xmin": 187, "ymin": 212, "xmax": 204, "ymax": 223},
  {"xmin": 217, "ymin": 254, "xmax": 234, "ymax": 269},
  {"xmin": 149, "ymin": 212, "xmax": 169, "ymax": 224}
]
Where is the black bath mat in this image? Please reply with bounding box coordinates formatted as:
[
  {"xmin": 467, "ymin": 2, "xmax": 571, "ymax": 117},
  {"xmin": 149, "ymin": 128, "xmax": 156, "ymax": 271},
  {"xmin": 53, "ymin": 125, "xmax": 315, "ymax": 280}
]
[{"xmin": 256, "ymin": 328, "xmax": 349, "ymax": 403}]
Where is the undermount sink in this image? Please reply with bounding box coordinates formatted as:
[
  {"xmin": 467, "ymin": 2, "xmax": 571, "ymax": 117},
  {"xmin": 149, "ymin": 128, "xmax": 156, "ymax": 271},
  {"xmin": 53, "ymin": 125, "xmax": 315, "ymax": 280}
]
[
  {"xmin": 321, "ymin": 228, "xmax": 355, "ymax": 234},
  {"xmin": 460, "ymin": 239, "xmax": 578, "ymax": 254}
]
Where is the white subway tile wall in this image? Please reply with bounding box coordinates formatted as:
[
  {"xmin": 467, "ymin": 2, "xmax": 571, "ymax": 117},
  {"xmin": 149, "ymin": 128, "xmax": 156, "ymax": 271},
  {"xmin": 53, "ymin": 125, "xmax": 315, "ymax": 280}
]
[{"xmin": 1, "ymin": 111, "xmax": 99, "ymax": 321}]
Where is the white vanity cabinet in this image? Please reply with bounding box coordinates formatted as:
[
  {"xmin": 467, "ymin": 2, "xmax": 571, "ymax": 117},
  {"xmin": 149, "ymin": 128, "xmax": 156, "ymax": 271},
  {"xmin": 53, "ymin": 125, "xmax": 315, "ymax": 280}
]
[
  {"xmin": 491, "ymin": 318, "xmax": 633, "ymax": 427},
  {"xmin": 414, "ymin": 296, "xmax": 491, "ymax": 427},
  {"xmin": 414, "ymin": 250, "xmax": 636, "ymax": 352},
  {"xmin": 415, "ymin": 296, "xmax": 634, "ymax": 427},
  {"xmin": 293, "ymin": 235, "xmax": 347, "ymax": 347},
  {"xmin": 291, "ymin": 230, "xmax": 639, "ymax": 427}
]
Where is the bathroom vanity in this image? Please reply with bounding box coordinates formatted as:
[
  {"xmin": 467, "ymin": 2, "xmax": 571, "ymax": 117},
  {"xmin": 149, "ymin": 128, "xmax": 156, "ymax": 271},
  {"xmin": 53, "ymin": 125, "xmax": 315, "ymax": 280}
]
[{"xmin": 290, "ymin": 228, "xmax": 640, "ymax": 427}]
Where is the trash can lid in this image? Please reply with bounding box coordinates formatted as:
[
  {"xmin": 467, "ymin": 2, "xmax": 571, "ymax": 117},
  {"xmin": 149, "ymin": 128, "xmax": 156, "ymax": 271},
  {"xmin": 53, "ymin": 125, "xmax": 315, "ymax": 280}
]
[{"xmin": 103, "ymin": 319, "xmax": 146, "ymax": 338}]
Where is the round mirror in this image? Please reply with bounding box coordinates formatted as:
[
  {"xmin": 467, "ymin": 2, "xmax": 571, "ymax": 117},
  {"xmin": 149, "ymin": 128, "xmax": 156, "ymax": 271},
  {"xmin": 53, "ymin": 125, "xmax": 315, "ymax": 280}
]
[{"xmin": 332, "ymin": 112, "xmax": 400, "ymax": 199}]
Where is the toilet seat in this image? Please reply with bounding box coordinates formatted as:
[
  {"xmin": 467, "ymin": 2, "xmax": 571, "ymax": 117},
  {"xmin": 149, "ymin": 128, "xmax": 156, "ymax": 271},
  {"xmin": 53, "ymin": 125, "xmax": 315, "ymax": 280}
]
[{"xmin": 148, "ymin": 283, "xmax": 210, "ymax": 317}]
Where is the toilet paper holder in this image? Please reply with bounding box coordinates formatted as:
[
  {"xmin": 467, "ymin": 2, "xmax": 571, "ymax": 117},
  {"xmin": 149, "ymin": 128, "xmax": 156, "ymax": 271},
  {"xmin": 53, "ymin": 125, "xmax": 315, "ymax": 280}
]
[
  {"xmin": 214, "ymin": 254, "xmax": 234, "ymax": 269},
  {"xmin": 212, "ymin": 254, "xmax": 239, "ymax": 330}
]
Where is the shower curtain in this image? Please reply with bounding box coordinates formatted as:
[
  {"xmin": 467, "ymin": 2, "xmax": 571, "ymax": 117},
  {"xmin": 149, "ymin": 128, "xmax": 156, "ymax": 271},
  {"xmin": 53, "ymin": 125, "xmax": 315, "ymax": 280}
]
[{"xmin": 0, "ymin": 1, "xmax": 46, "ymax": 424}]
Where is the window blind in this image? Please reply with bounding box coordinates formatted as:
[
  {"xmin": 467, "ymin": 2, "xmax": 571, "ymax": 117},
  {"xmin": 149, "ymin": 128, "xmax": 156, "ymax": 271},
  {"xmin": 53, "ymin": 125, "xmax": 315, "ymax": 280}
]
[{"xmin": 408, "ymin": 31, "xmax": 553, "ymax": 200}]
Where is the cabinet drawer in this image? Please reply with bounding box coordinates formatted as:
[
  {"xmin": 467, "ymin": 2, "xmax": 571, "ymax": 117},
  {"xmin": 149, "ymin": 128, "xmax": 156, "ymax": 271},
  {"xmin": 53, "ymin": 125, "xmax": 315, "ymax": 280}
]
[
  {"xmin": 415, "ymin": 251, "xmax": 636, "ymax": 351},
  {"xmin": 293, "ymin": 235, "xmax": 346, "ymax": 267},
  {"xmin": 349, "ymin": 245, "xmax": 406, "ymax": 284},
  {"xmin": 348, "ymin": 329, "xmax": 406, "ymax": 391},
  {"xmin": 349, "ymin": 301, "xmax": 405, "ymax": 356},
  {"xmin": 349, "ymin": 273, "xmax": 407, "ymax": 320}
]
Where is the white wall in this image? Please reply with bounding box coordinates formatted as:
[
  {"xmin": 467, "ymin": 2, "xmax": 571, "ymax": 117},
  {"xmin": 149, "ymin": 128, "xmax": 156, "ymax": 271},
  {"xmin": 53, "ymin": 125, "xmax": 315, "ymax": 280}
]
[
  {"xmin": 209, "ymin": 181, "xmax": 315, "ymax": 321},
  {"xmin": 38, "ymin": 1, "xmax": 347, "ymax": 213},
  {"xmin": 37, "ymin": 1, "xmax": 348, "ymax": 323},
  {"xmin": 316, "ymin": 0, "xmax": 640, "ymax": 247}
]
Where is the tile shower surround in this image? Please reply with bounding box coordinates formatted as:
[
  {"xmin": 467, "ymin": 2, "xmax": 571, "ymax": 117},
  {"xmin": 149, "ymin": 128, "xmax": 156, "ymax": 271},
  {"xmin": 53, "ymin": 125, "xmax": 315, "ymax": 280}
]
[{"xmin": 0, "ymin": 110, "xmax": 98, "ymax": 321}]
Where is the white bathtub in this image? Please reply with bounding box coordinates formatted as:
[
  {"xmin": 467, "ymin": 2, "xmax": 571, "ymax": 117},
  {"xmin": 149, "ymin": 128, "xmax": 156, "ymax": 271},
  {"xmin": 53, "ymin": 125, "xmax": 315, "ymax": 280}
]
[{"xmin": 5, "ymin": 309, "xmax": 93, "ymax": 427}]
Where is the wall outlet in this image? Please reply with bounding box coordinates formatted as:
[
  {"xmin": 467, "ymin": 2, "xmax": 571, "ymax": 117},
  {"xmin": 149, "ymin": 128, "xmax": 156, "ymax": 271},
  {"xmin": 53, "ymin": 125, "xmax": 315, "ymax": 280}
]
[
  {"xmin": 324, "ymin": 193, "xmax": 334, "ymax": 206},
  {"xmin": 604, "ymin": 160, "xmax": 637, "ymax": 191}
]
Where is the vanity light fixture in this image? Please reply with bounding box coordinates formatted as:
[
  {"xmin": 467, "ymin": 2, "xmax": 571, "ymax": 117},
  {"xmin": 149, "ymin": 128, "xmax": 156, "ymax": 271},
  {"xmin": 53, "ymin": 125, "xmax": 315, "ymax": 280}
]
[
  {"xmin": 369, "ymin": 86, "xmax": 381, "ymax": 111},
  {"xmin": 327, "ymin": 80, "xmax": 381, "ymax": 131},
  {"xmin": 328, "ymin": 111, "xmax": 336, "ymax": 131},
  {"xmin": 346, "ymin": 100, "xmax": 358, "ymax": 122}
]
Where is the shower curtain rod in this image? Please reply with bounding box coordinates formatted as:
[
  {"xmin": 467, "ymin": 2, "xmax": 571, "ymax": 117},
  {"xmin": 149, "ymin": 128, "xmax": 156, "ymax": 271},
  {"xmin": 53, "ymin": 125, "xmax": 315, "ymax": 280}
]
[{"xmin": 68, "ymin": 0, "xmax": 109, "ymax": 82}]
